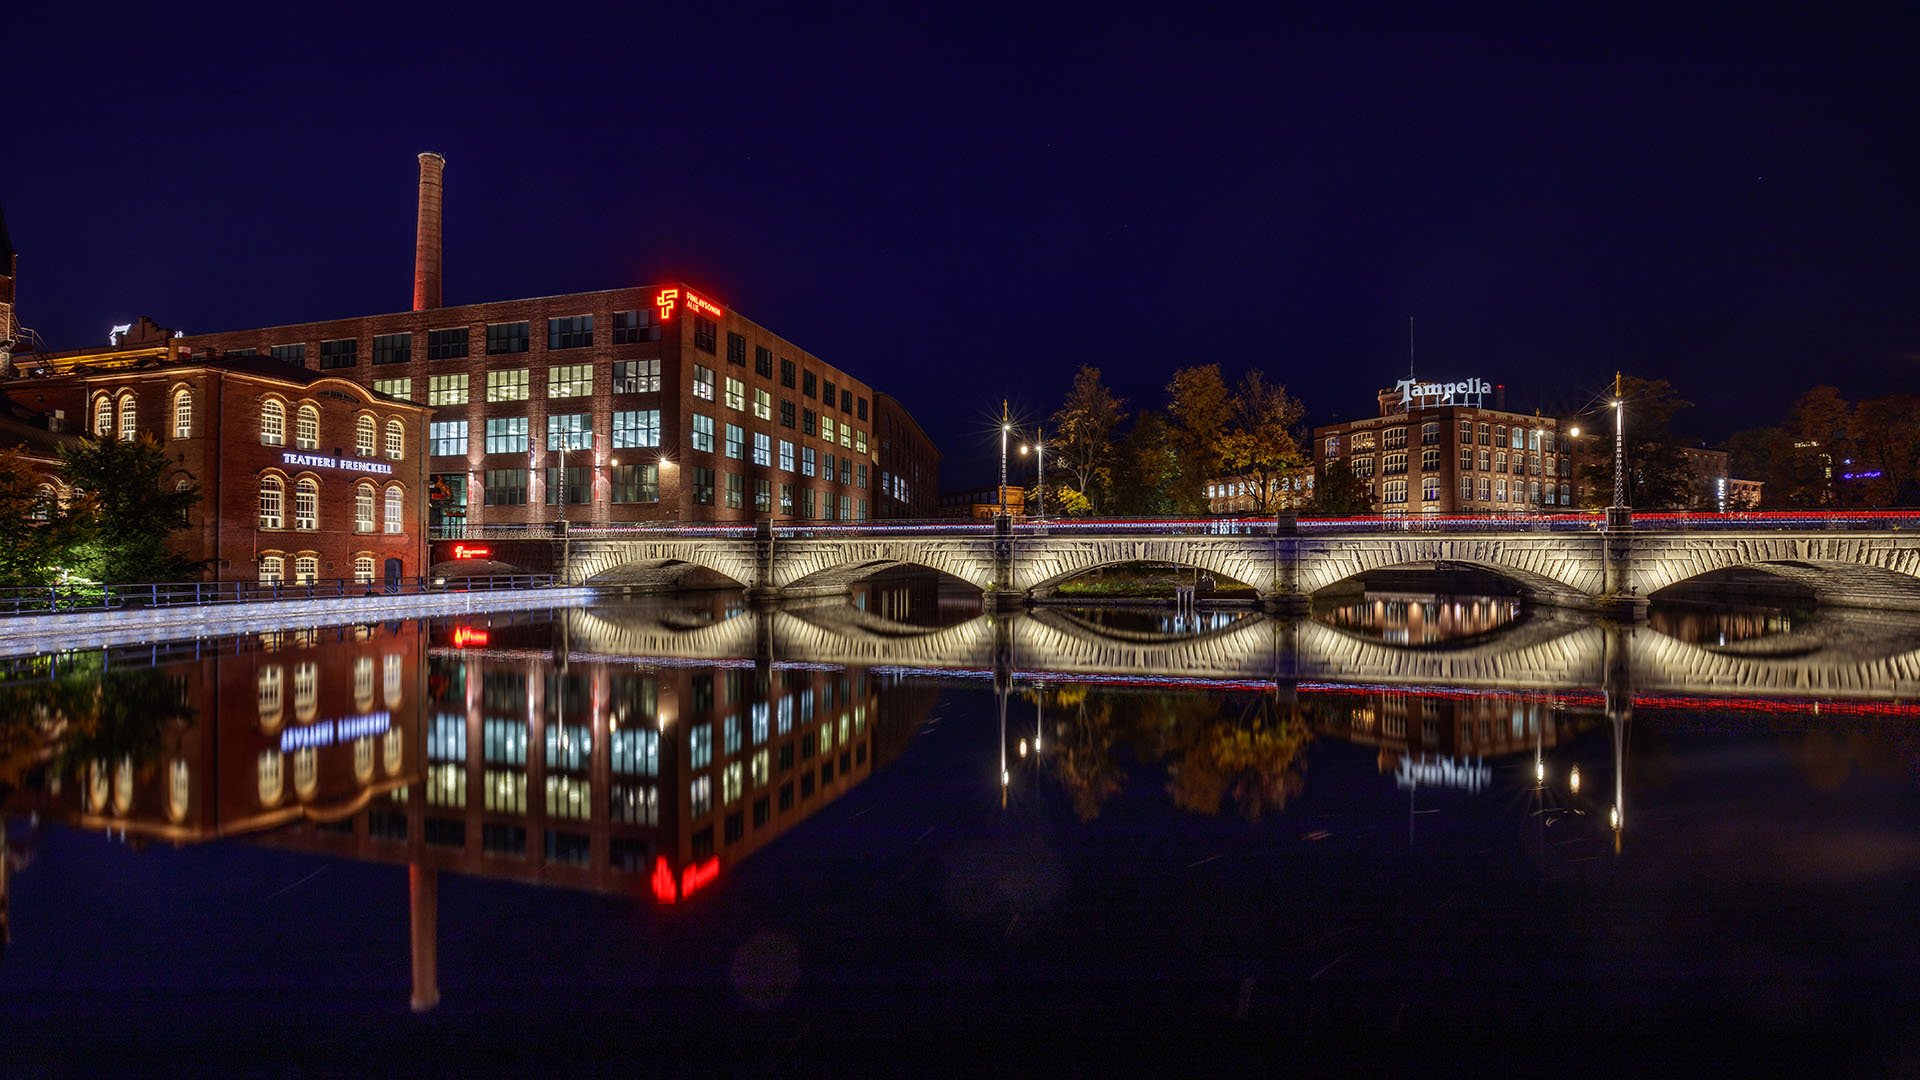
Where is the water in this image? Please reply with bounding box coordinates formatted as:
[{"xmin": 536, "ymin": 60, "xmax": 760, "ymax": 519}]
[{"xmin": 3, "ymin": 588, "xmax": 1919, "ymax": 1074}]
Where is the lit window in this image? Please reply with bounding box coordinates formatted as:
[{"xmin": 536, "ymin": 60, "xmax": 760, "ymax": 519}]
[
  {"xmin": 546, "ymin": 413, "xmax": 591, "ymax": 451},
  {"xmin": 259, "ymin": 477, "xmax": 284, "ymax": 529},
  {"xmin": 117, "ymin": 394, "xmax": 137, "ymax": 441},
  {"xmin": 753, "ymin": 388, "xmax": 772, "ymax": 421},
  {"xmin": 296, "ymin": 405, "xmax": 319, "ymax": 450},
  {"xmin": 548, "ymin": 363, "xmax": 592, "ymax": 398},
  {"xmin": 429, "ymin": 420, "xmax": 467, "ymax": 456},
  {"xmin": 693, "ymin": 365, "xmax": 715, "ymax": 401},
  {"xmin": 356, "ymin": 415, "xmax": 376, "ymax": 457},
  {"xmin": 385, "ymin": 419, "xmax": 405, "ymax": 460},
  {"xmin": 778, "ymin": 440, "xmax": 795, "ymax": 471},
  {"xmin": 172, "ymin": 388, "xmax": 193, "ymax": 439},
  {"xmin": 261, "ymin": 399, "xmax": 285, "ymax": 446},
  {"xmin": 484, "ymin": 417, "xmax": 529, "ymax": 454},
  {"xmin": 371, "ymin": 377, "xmax": 412, "ymax": 400},
  {"xmin": 428, "ymin": 374, "xmax": 468, "ymax": 405},
  {"xmin": 486, "ymin": 369, "xmax": 530, "ymax": 402},
  {"xmin": 259, "ymin": 554, "xmax": 285, "ymax": 585},
  {"xmin": 692, "ymin": 414, "xmax": 714, "ymax": 453},
  {"xmin": 355, "ymin": 483, "xmax": 375, "ymax": 533},
  {"xmin": 612, "ymin": 359, "xmax": 660, "ymax": 393},
  {"xmin": 384, "ymin": 486, "xmax": 404, "ymax": 534},
  {"xmin": 725, "ymin": 377, "xmax": 746, "ymax": 411},
  {"xmin": 94, "ymin": 395, "xmax": 114, "ymax": 436},
  {"xmin": 294, "ymin": 556, "xmax": 319, "ymax": 586},
  {"xmin": 294, "ymin": 477, "xmax": 318, "ymax": 530},
  {"xmin": 611, "ymin": 409, "xmax": 660, "ymax": 448},
  {"xmin": 725, "ymin": 423, "xmax": 744, "ymax": 459},
  {"xmin": 753, "ymin": 432, "xmax": 771, "ymax": 467},
  {"xmin": 354, "ymin": 555, "xmax": 375, "ymax": 584}
]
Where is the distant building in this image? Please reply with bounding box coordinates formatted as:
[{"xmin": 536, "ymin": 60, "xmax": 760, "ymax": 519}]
[
  {"xmin": 938, "ymin": 484, "xmax": 1026, "ymax": 519},
  {"xmin": 1205, "ymin": 467, "xmax": 1314, "ymax": 514}
]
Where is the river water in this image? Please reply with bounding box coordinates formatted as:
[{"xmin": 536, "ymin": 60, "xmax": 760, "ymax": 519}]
[{"xmin": 3, "ymin": 584, "xmax": 1918, "ymax": 1075}]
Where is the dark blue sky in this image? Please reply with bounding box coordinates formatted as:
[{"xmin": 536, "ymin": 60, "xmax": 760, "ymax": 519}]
[{"xmin": 9, "ymin": 5, "xmax": 1918, "ymax": 483}]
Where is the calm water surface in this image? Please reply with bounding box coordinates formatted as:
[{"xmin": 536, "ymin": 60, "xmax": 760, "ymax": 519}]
[{"xmin": 3, "ymin": 585, "xmax": 1919, "ymax": 1075}]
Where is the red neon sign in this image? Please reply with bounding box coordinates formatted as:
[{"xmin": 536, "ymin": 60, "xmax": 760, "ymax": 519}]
[
  {"xmin": 654, "ymin": 286, "xmax": 723, "ymax": 322},
  {"xmin": 681, "ymin": 857, "xmax": 720, "ymax": 898},
  {"xmin": 451, "ymin": 626, "xmax": 489, "ymax": 648},
  {"xmin": 451, "ymin": 544, "xmax": 491, "ymax": 559},
  {"xmin": 651, "ymin": 856, "xmax": 679, "ymax": 904}
]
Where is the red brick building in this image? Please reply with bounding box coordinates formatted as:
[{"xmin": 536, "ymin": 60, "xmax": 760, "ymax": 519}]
[{"xmin": 3, "ymin": 353, "xmax": 431, "ymax": 584}]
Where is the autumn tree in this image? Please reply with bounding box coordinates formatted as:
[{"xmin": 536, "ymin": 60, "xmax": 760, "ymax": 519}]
[
  {"xmin": 0, "ymin": 448, "xmax": 76, "ymax": 587},
  {"xmin": 1108, "ymin": 410, "xmax": 1182, "ymax": 516},
  {"xmin": 60, "ymin": 435, "xmax": 202, "ymax": 583},
  {"xmin": 1218, "ymin": 371, "xmax": 1306, "ymax": 513},
  {"xmin": 1164, "ymin": 364, "xmax": 1233, "ymax": 512},
  {"xmin": 1575, "ymin": 376, "xmax": 1695, "ymax": 510},
  {"xmin": 1305, "ymin": 457, "xmax": 1372, "ymax": 514},
  {"xmin": 1049, "ymin": 365, "xmax": 1125, "ymax": 514}
]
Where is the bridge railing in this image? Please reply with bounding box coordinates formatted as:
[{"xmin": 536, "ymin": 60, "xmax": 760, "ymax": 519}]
[
  {"xmin": 1629, "ymin": 509, "xmax": 1920, "ymax": 532},
  {"xmin": 0, "ymin": 574, "xmax": 560, "ymax": 617}
]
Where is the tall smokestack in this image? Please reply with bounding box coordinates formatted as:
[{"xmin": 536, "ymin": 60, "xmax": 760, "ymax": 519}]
[{"xmin": 412, "ymin": 153, "xmax": 446, "ymax": 311}]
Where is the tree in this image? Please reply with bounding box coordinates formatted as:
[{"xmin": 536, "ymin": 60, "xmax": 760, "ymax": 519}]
[
  {"xmin": 1108, "ymin": 410, "xmax": 1182, "ymax": 516},
  {"xmin": 60, "ymin": 435, "xmax": 202, "ymax": 583},
  {"xmin": 1164, "ymin": 364, "xmax": 1233, "ymax": 513},
  {"xmin": 1218, "ymin": 371, "xmax": 1305, "ymax": 513},
  {"xmin": 1787, "ymin": 385, "xmax": 1853, "ymax": 506},
  {"xmin": 1576, "ymin": 376, "xmax": 1696, "ymax": 510},
  {"xmin": 1846, "ymin": 394, "xmax": 1920, "ymax": 507},
  {"xmin": 1050, "ymin": 365, "xmax": 1125, "ymax": 514},
  {"xmin": 1305, "ymin": 458, "xmax": 1372, "ymax": 514},
  {"xmin": 0, "ymin": 449, "xmax": 76, "ymax": 588}
]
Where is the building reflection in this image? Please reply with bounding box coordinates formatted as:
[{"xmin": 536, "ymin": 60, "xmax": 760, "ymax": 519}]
[
  {"xmin": 1315, "ymin": 592, "xmax": 1524, "ymax": 645},
  {"xmin": 1645, "ymin": 605, "xmax": 1795, "ymax": 646}
]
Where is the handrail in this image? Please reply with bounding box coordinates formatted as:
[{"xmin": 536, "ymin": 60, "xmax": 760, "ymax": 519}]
[{"xmin": 0, "ymin": 574, "xmax": 561, "ymax": 618}]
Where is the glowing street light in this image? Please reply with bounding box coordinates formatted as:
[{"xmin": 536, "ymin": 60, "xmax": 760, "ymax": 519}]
[
  {"xmin": 1020, "ymin": 431, "xmax": 1046, "ymax": 521},
  {"xmin": 999, "ymin": 400, "xmax": 1012, "ymax": 520}
]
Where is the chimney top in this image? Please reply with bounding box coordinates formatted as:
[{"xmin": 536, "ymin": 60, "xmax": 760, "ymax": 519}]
[{"xmin": 412, "ymin": 153, "xmax": 446, "ymax": 311}]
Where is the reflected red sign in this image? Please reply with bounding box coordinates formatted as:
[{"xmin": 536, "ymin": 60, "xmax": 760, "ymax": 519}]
[
  {"xmin": 650, "ymin": 855, "xmax": 721, "ymax": 904},
  {"xmin": 451, "ymin": 626, "xmax": 489, "ymax": 648},
  {"xmin": 452, "ymin": 544, "xmax": 491, "ymax": 559}
]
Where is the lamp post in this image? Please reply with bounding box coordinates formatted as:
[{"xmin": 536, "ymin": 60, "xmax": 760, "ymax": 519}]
[
  {"xmin": 1611, "ymin": 371, "xmax": 1626, "ymax": 510},
  {"xmin": 1019, "ymin": 430, "xmax": 1046, "ymax": 521},
  {"xmin": 999, "ymin": 399, "xmax": 1011, "ymax": 520}
]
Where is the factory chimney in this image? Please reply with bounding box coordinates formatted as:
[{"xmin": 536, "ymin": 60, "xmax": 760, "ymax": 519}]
[{"xmin": 412, "ymin": 153, "xmax": 446, "ymax": 311}]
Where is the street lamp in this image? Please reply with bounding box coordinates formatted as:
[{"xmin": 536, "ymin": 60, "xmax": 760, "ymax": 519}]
[
  {"xmin": 1019, "ymin": 431, "xmax": 1046, "ymax": 521},
  {"xmin": 1612, "ymin": 398, "xmax": 1625, "ymax": 509},
  {"xmin": 999, "ymin": 400, "xmax": 1012, "ymax": 520}
]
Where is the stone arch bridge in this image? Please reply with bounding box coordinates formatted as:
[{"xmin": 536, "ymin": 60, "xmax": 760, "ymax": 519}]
[{"xmin": 562, "ymin": 518, "xmax": 1920, "ymax": 614}]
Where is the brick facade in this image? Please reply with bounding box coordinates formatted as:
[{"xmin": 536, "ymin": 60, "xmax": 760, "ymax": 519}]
[{"xmin": 1313, "ymin": 384, "xmax": 1573, "ymax": 514}]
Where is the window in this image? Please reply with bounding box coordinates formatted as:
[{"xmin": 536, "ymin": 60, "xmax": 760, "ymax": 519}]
[
  {"xmin": 611, "ymin": 409, "xmax": 660, "ymax": 448},
  {"xmin": 840, "ymin": 424, "xmax": 852, "ymax": 449},
  {"xmin": 691, "ymin": 413, "xmax": 715, "ymax": 453},
  {"xmin": 839, "ymin": 493, "xmax": 852, "ymax": 519},
  {"xmin": 372, "ymin": 333, "xmax": 411, "ymax": 365},
  {"xmin": 610, "ymin": 463, "xmax": 659, "ymax": 503},
  {"xmin": 1528, "ymin": 480, "xmax": 1541, "ymax": 504},
  {"xmin": 612, "ymin": 309, "xmax": 660, "ymax": 344},
  {"xmin": 428, "ymin": 374, "xmax": 468, "ymax": 405},
  {"xmin": 485, "ymin": 417, "xmax": 529, "ymax": 454},
  {"xmin": 94, "ymin": 396, "xmax": 113, "ymax": 437},
  {"xmin": 1478, "ymin": 449, "xmax": 1491, "ymax": 470},
  {"xmin": 840, "ymin": 388, "xmax": 853, "ymax": 412},
  {"xmin": 803, "ymin": 408, "xmax": 817, "ymax": 436},
  {"xmin": 780, "ymin": 357, "xmax": 796, "ymax": 388},
  {"xmin": 545, "ymin": 466, "xmax": 589, "ymax": 504},
  {"xmin": 548, "ymin": 364, "xmax": 592, "ymax": 398},
  {"xmin": 1525, "ymin": 428, "xmax": 1539, "ymax": 451},
  {"xmin": 1478, "ymin": 476, "xmax": 1491, "ymax": 500},
  {"xmin": 547, "ymin": 315, "xmax": 593, "ymax": 350},
  {"xmin": 428, "ymin": 327, "xmax": 469, "ymax": 360},
  {"xmin": 778, "ymin": 439, "xmax": 795, "ymax": 471},
  {"xmin": 1384, "ymin": 427, "xmax": 1408, "ymax": 449},
  {"xmin": 172, "ymin": 388, "xmax": 193, "ymax": 439},
  {"xmin": 484, "ymin": 469, "xmax": 528, "ymax": 505},
  {"xmin": 294, "ymin": 405, "xmax": 319, "ymax": 450},
  {"xmin": 779, "ymin": 400, "xmax": 795, "ymax": 428},
  {"xmin": 754, "ymin": 345, "xmax": 773, "ymax": 377},
  {"xmin": 1496, "ymin": 451, "xmax": 1508, "ymax": 472},
  {"xmin": 260, "ymin": 555, "xmax": 284, "ymax": 584},
  {"xmin": 354, "ymin": 555, "xmax": 375, "ymax": 584},
  {"xmin": 1421, "ymin": 421, "xmax": 1440, "ymax": 445},
  {"xmin": 1495, "ymin": 478, "xmax": 1507, "ymax": 502},
  {"xmin": 857, "ymin": 398, "xmax": 868, "ymax": 421},
  {"xmin": 800, "ymin": 488, "xmax": 816, "ymax": 518},
  {"xmin": 1383, "ymin": 452, "xmax": 1408, "ymax": 475},
  {"xmin": 117, "ymin": 394, "xmax": 137, "ymax": 441},
  {"xmin": 1421, "ymin": 448, "xmax": 1440, "ymax": 471},
  {"xmin": 725, "ymin": 472, "xmax": 744, "ymax": 509},
  {"xmin": 725, "ymin": 423, "xmax": 744, "ymax": 459},
  {"xmin": 724, "ymin": 377, "xmax": 745, "ymax": 411},
  {"xmin": 1383, "ymin": 479, "xmax": 1408, "ymax": 504},
  {"xmin": 295, "ymin": 478, "xmax": 318, "ymax": 530},
  {"xmin": 1460, "ymin": 447, "xmax": 1474, "ymax": 470},
  {"xmin": 485, "ymin": 321, "xmax": 530, "ymax": 354},
  {"xmin": 385, "ymin": 419, "xmax": 406, "ymax": 460},
  {"xmin": 547, "ymin": 413, "xmax": 591, "ymax": 451},
  {"xmin": 356, "ymin": 483, "xmax": 375, "ymax": 532},
  {"xmin": 1510, "ymin": 426, "xmax": 1524, "ymax": 449},
  {"xmin": 778, "ymin": 482, "xmax": 793, "ymax": 515},
  {"xmin": 295, "ymin": 555, "xmax": 319, "ymax": 584},
  {"xmin": 855, "ymin": 430, "xmax": 867, "ymax": 454},
  {"xmin": 1352, "ymin": 456, "xmax": 1375, "ymax": 477},
  {"xmin": 613, "ymin": 358, "xmax": 660, "ymax": 393},
  {"xmin": 1560, "ymin": 483, "xmax": 1571, "ymax": 505},
  {"xmin": 694, "ymin": 316, "xmax": 717, "ymax": 354},
  {"xmin": 802, "ymin": 371, "xmax": 817, "ymax": 399},
  {"xmin": 486, "ymin": 369, "xmax": 530, "ymax": 402},
  {"xmin": 753, "ymin": 432, "xmax": 772, "ymax": 466},
  {"xmin": 821, "ymin": 416, "xmax": 836, "ymax": 445},
  {"xmin": 754, "ymin": 478, "xmax": 771, "ymax": 512},
  {"xmin": 355, "ymin": 415, "xmax": 377, "ymax": 457},
  {"xmin": 1461, "ymin": 476, "xmax": 1475, "ymax": 501},
  {"xmin": 319, "ymin": 339, "xmax": 357, "ymax": 369},
  {"xmin": 272, "ymin": 343, "xmax": 306, "ymax": 365},
  {"xmin": 822, "ymin": 379, "xmax": 837, "ymax": 405},
  {"xmin": 801, "ymin": 446, "xmax": 816, "ymax": 477},
  {"xmin": 384, "ymin": 486, "xmax": 403, "ymax": 533},
  {"xmin": 753, "ymin": 388, "xmax": 772, "ymax": 421},
  {"xmin": 1325, "ymin": 436, "xmax": 1340, "ymax": 457},
  {"xmin": 260, "ymin": 477, "xmax": 285, "ymax": 529},
  {"xmin": 1478, "ymin": 422, "xmax": 1491, "ymax": 445},
  {"xmin": 692, "ymin": 466, "xmax": 715, "ymax": 505},
  {"xmin": 726, "ymin": 331, "xmax": 746, "ymax": 366},
  {"xmin": 1423, "ymin": 476, "xmax": 1440, "ymax": 502},
  {"xmin": 693, "ymin": 364, "xmax": 715, "ymax": 401},
  {"xmin": 372, "ymin": 377, "xmax": 412, "ymax": 400}
]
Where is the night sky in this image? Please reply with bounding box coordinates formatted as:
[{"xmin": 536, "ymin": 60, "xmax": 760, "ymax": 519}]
[{"xmin": 10, "ymin": 6, "xmax": 1918, "ymax": 484}]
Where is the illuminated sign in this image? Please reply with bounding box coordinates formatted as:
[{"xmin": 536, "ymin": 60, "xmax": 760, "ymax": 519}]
[
  {"xmin": 1842, "ymin": 471, "xmax": 1882, "ymax": 480},
  {"xmin": 451, "ymin": 544, "xmax": 491, "ymax": 559},
  {"xmin": 281, "ymin": 451, "xmax": 393, "ymax": 475},
  {"xmin": 451, "ymin": 626, "xmax": 489, "ymax": 648},
  {"xmin": 650, "ymin": 855, "xmax": 721, "ymax": 903},
  {"xmin": 653, "ymin": 286, "xmax": 723, "ymax": 322},
  {"xmin": 1394, "ymin": 376, "xmax": 1492, "ymax": 409},
  {"xmin": 279, "ymin": 711, "xmax": 393, "ymax": 752},
  {"xmin": 1394, "ymin": 754, "xmax": 1491, "ymax": 792},
  {"xmin": 651, "ymin": 856, "xmax": 679, "ymax": 904}
]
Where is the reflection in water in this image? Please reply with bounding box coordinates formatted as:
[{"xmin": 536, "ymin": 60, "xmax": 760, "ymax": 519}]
[
  {"xmin": 1647, "ymin": 603, "xmax": 1796, "ymax": 646},
  {"xmin": 1315, "ymin": 591, "xmax": 1523, "ymax": 645},
  {"xmin": 1055, "ymin": 608, "xmax": 1251, "ymax": 638}
]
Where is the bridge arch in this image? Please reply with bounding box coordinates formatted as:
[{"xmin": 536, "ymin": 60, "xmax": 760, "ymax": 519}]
[
  {"xmin": 1302, "ymin": 553, "xmax": 1597, "ymax": 608},
  {"xmin": 1633, "ymin": 535, "xmax": 1920, "ymax": 611},
  {"xmin": 1017, "ymin": 538, "xmax": 1273, "ymax": 597},
  {"xmin": 771, "ymin": 538, "xmax": 996, "ymax": 594},
  {"xmin": 573, "ymin": 549, "xmax": 754, "ymax": 591}
]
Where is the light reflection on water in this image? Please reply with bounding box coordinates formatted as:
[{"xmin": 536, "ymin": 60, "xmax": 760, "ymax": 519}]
[{"xmin": 3, "ymin": 587, "xmax": 1919, "ymax": 1067}]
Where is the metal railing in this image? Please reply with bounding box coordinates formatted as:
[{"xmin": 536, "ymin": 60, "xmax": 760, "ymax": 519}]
[{"xmin": 0, "ymin": 574, "xmax": 559, "ymax": 617}]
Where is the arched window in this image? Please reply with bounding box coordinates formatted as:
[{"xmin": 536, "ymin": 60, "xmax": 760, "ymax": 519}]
[
  {"xmin": 354, "ymin": 655, "xmax": 375, "ymax": 709},
  {"xmin": 296, "ymin": 405, "xmax": 320, "ymax": 450},
  {"xmin": 259, "ymin": 553, "xmax": 285, "ymax": 584},
  {"xmin": 117, "ymin": 393, "xmax": 137, "ymax": 441},
  {"xmin": 172, "ymin": 387, "xmax": 194, "ymax": 439},
  {"xmin": 355, "ymin": 415, "xmax": 377, "ymax": 457},
  {"xmin": 354, "ymin": 555, "xmax": 375, "ymax": 585},
  {"xmin": 383, "ymin": 654, "xmax": 403, "ymax": 708},
  {"xmin": 31, "ymin": 484, "xmax": 56, "ymax": 523},
  {"xmin": 259, "ymin": 476, "xmax": 285, "ymax": 529},
  {"xmin": 355, "ymin": 482, "xmax": 375, "ymax": 533},
  {"xmin": 385, "ymin": 419, "xmax": 405, "ymax": 460},
  {"xmin": 261, "ymin": 399, "xmax": 286, "ymax": 445},
  {"xmin": 294, "ymin": 748, "xmax": 318, "ymax": 800},
  {"xmin": 295, "ymin": 554, "xmax": 319, "ymax": 585},
  {"xmin": 294, "ymin": 477, "xmax": 318, "ymax": 530},
  {"xmin": 94, "ymin": 395, "xmax": 114, "ymax": 436},
  {"xmin": 294, "ymin": 660, "xmax": 318, "ymax": 719},
  {"xmin": 257, "ymin": 751, "xmax": 285, "ymax": 807},
  {"xmin": 175, "ymin": 478, "xmax": 193, "ymax": 526},
  {"xmin": 167, "ymin": 759, "xmax": 190, "ymax": 823},
  {"xmin": 257, "ymin": 665, "xmax": 284, "ymax": 726},
  {"xmin": 384, "ymin": 485, "xmax": 404, "ymax": 534}
]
